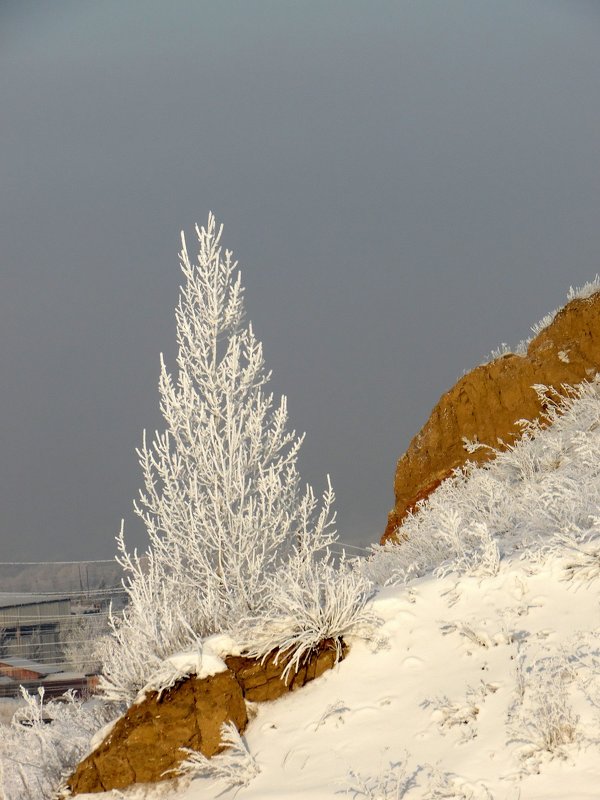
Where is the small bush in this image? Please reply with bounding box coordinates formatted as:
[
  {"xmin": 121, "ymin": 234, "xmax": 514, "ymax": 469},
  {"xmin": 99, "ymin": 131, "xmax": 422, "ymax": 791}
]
[
  {"xmin": 0, "ymin": 688, "xmax": 118, "ymax": 800},
  {"xmin": 177, "ymin": 721, "xmax": 260, "ymax": 789},
  {"xmin": 241, "ymin": 551, "xmax": 374, "ymax": 681},
  {"xmin": 508, "ymin": 653, "xmax": 578, "ymax": 758},
  {"xmin": 343, "ymin": 755, "xmax": 411, "ymax": 800}
]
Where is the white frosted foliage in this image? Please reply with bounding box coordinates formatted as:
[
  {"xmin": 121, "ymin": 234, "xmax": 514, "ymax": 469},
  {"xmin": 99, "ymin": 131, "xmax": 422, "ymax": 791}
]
[
  {"xmin": 363, "ymin": 379, "xmax": 600, "ymax": 586},
  {"xmin": 99, "ymin": 215, "xmax": 368, "ymax": 701}
]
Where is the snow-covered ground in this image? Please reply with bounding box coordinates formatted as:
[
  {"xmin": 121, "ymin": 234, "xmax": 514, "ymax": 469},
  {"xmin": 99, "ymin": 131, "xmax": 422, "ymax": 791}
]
[
  {"xmin": 78, "ymin": 550, "xmax": 600, "ymax": 800},
  {"xmin": 6, "ymin": 370, "xmax": 600, "ymax": 799},
  {"xmin": 73, "ymin": 378, "xmax": 600, "ymax": 800},
  {"xmin": 229, "ymin": 560, "xmax": 600, "ymax": 800}
]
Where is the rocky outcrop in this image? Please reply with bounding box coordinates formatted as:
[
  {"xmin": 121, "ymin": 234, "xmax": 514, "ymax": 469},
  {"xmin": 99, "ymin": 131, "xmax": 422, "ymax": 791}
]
[
  {"xmin": 67, "ymin": 640, "xmax": 342, "ymax": 795},
  {"xmin": 67, "ymin": 670, "xmax": 247, "ymax": 794},
  {"xmin": 225, "ymin": 640, "xmax": 342, "ymax": 703},
  {"xmin": 382, "ymin": 292, "xmax": 600, "ymax": 544}
]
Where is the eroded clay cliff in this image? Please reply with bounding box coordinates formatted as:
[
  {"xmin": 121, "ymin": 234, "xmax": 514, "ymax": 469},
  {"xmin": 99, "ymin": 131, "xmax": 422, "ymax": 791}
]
[{"xmin": 382, "ymin": 292, "xmax": 600, "ymax": 543}]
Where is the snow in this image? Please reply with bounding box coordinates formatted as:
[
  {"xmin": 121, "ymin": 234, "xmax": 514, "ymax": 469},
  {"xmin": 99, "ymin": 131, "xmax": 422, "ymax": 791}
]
[
  {"xmin": 75, "ymin": 549, "xmax": 600, "ymax": 800},
  {"xmin": 73, "ymin": 379, "xmax": 600, "ymax": 799},
  {"xmin": 135, "ymin": 636, "xmax": 240, "ymax": 702},
  {"xmin": 89, "ymin": 716, "xmax": 120, "ymax": 752},
  {"xmin": 162, "ymin": 651, "xmax": 225, "ymax": 681}
]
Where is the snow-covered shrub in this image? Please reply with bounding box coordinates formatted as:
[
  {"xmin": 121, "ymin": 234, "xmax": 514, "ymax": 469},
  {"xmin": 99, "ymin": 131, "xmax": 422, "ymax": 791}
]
[
  {"xmin": 485, "ymin": 339, "xmax": 528, "ymax": 363},
  {"xmin": 0, "ymin": 687, "xmax": 118, "ymax": 800},
  {"xmin": 314, "ymin": 699, "xmax": 351, "ymax": 730},
  {"xmin": 98, "ymin": 546, "xmax": 206, "ymax": 701},
  {"xmin": 61, "ymin": 612, "xmax": 108, "ymax": 673},
  {"xmin": 508, "ymin": 653, "xmax": 578, "ymax": 758},
  {"xmin": 549, "ymin": 530, "xmax": 600, "ymax": 584},
  {"xmin": 433, "ymin": 517, "xmax": 500, "ymax": 579},
  {"xmin": 512, "ymin": 650, "xmax": 527, "ymax": 705},
  {"xmin": 522, "ymin": 685, "xmax": 578, "ymax": 755},
  {"xmin": 439, "ymin": 620, "xmax": 493, "ymax": 649},
  {"xmin": 427, "ymin": 688, "xmax": 481, "ymax": 733},
  {"xmin": 177, "ymin": 721, "xmax": 260, "ymax": 789},
  {"xmin": 529, "ymin": 310, "xmax": 559, "ymax": 338},
  {"xmin": 567, "ymin": 629, "xmax": 600, "ymax": 730},
  {"xmin": 241, "ymin": 549, "xmax": 373, "ymax": 681},
  {"xmin": 0, "ymin": 698, "xmax": 23, "ymax": 726},
  {"xmin": 363, "ymin": 380, "xmax": 600, "ymax": 587},
  {"xmin": 480, "ymin": 276, "xmax": 600, "ymax": 365},
  {"xmin": 101, "ymin": 215, "xmax": 366, "ymax": 701},
  {"xmin": 567, "ymin": 274, "xmax": 600, "ymax": 301},
  {"xmin": 422, "ymin": 767, "xmax": 493, "ymax": 800},
  {"xmin": 344, "ymin": 755, "xmax": 411, "ymax": 800}
]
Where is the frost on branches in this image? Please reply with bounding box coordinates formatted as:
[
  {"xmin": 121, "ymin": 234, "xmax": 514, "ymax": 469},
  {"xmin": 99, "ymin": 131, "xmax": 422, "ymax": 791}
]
[
  {"xmin": 100, "ymin": 215, "xmax": 370, "ymax": 701},
  {"xmin": 0, "ymin": 688, "xmax": 117, "ymax": 800},
  {"xmin": 364, "ymin": 379, "xmax": 600, "ymax": 587}
]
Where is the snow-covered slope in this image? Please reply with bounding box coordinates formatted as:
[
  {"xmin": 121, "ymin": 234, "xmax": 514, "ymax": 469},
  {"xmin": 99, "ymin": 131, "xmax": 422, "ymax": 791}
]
[
  {"xmin": 180, "ymin": 561, "xmax": 599, "ymax": 800},
  {"xmin": 77, "ymin": 379, "xmax": 600, "ymax": 799}
]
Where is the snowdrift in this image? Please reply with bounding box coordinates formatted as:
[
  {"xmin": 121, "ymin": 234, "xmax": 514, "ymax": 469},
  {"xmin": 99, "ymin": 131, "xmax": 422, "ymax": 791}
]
[{"xmin": 66, "ymin": 377, "xmax": 600, "ymax": 799}]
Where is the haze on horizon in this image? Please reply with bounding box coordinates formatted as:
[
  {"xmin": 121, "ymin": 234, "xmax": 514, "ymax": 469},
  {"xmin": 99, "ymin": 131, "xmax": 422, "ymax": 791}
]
[{"xmin": 2, "ymin": 0, "xmax": 600, "ymax": 561}]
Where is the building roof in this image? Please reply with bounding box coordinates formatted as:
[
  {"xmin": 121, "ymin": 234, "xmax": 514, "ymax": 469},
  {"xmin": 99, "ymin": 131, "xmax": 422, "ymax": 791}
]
[
  {"xmin": 41, "ymin": 671, "xmax": 87, "ymax": 683},
  {"xmin": 0, "ymin": 593, "xmax": 70, "ymax": 609},
  {"xmin": 0, "ymin": 657, "xmax": 64, "ymax": 676}
]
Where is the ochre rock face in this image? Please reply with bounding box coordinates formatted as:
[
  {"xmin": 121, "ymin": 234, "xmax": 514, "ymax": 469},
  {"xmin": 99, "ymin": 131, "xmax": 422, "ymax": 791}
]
[
  {"xmin": 382, "ymin": 293, "xmax": 600, "ymax": 544},
  {"xmin": 225, "ymin": 640, "xmax": 340, "ymax": 703},
  {"xmin": 67, "ymin": 670, "xmax": 247, "ymax": 794},
  {"xmin": 67, "ymin": 640, "xmax": 342, "ymax": 795}
]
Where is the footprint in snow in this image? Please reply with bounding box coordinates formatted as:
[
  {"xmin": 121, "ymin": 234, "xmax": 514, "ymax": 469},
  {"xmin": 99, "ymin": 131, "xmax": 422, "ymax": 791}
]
[{"xmin": 403, "ymin": 655, "xmax": 425, "ymax": 669}]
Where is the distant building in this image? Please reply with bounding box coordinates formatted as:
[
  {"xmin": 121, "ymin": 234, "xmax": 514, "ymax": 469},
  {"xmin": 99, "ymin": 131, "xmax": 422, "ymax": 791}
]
[
  {"xmin": 0, "ymin": 656, "xmax": 63, "ymax": 682},
  {"xmin": 0, "ymin": 593, "xmax": 70, "ymax": 664},
  {"xmin": 0, "ymin": 657, "xmax": 94, "ymax": 699}
]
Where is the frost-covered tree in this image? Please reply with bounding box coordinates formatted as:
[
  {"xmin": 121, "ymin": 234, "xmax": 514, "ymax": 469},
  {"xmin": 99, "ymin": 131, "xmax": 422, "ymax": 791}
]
[
  {"xmin": 61, "ymin": 613, "xmax": 108, "ymax": 674},
  {"xmin": 101, "ymin": 215, "xmax": 369, "ymax": 700}
]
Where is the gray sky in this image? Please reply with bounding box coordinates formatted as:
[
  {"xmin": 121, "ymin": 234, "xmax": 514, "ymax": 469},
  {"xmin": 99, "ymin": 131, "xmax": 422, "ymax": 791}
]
[{"xmin": 2, "ymin": 1, "xmax": 600, "ymax": 560}]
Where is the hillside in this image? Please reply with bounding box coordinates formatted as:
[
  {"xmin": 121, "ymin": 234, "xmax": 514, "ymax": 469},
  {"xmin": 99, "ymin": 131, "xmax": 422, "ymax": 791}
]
[
  {"xmin": 68, "ymin": 377, "xmax": 600, "ymax": 799},
  {"xmin": 3, "ymin": 229, "xmax": 600, "ymax": 800},
  {"xmin": 383, "ymin": 279, "xmax": 600, "ymax": 542}
]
